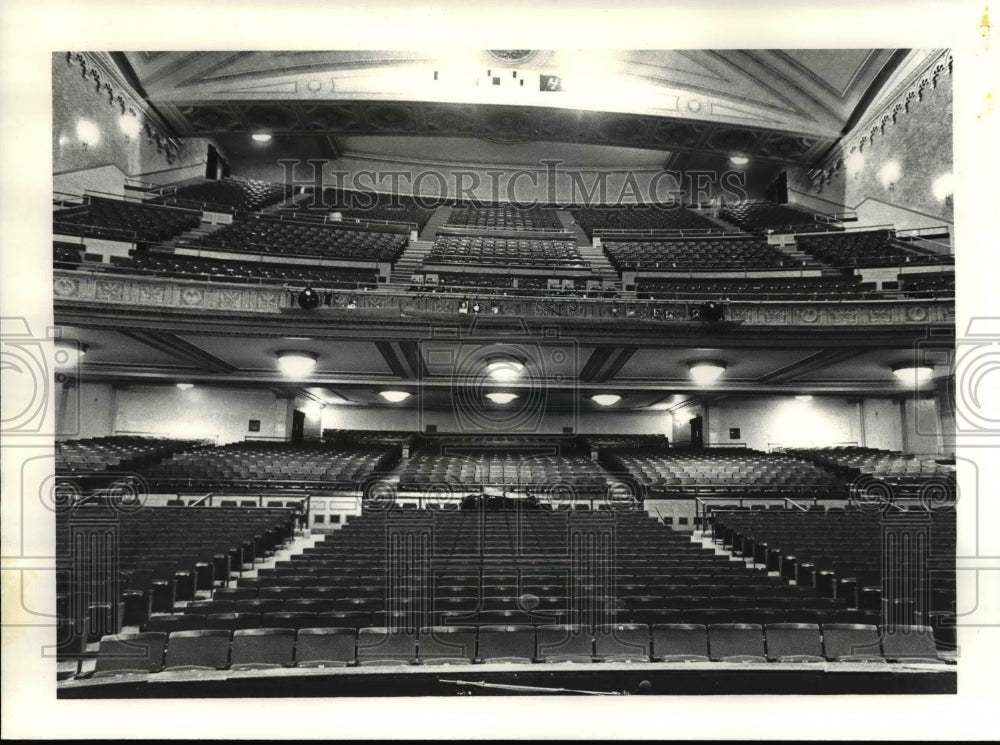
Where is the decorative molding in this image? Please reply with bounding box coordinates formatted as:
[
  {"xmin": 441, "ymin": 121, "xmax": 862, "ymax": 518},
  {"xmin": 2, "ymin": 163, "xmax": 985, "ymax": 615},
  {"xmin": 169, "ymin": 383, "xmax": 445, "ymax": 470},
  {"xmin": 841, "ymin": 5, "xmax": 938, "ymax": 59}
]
[
  {"xmin": 64, "ymin": 52, "xmax": 186, "ymax": 164},
  {"xmin": 53, "ymin": 271, "xmax": 955, "ymax": 328},
  {"xmin": 808, "ymin": 50, "xmax": 952, "ymax": 193}
]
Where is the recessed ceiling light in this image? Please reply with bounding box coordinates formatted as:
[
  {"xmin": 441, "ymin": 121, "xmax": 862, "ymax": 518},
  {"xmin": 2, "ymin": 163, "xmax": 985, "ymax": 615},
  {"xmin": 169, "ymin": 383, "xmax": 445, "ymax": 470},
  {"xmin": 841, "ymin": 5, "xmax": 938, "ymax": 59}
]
[
  {"xmin": 176, "ymin": 383, "xmax": 194, "ymax": 390},
  {"xmin": 251, "ymin": 133, "xmax": 273, "ymax": 142},
  {"xmin": 729, "ymin": 155, "xmax": 749, "ymax": 166},
  {"xmin": 795, "ymin": 394, "xmax": 813, "ymax": 401},
  {"xmin": 892, "ymin": 365, "xmax": 934, "ymax": 386},
  {"xmin": 485, "ymin": 392, "xmax": 519, "ymax": 405},
  {"xmin": 688, "ymin": 360, "xmax": 727, "ymax": 385},
  {"xmin": 276, "ymin": 350, "xmax": 318, "ymax": 378},
  {"xmin": 379, "ymin": 390, "xmax": 411, "ymax": 403},
  {"xmin": 591, "ymin": 394, "xmax": 622, "ymax": 406}
]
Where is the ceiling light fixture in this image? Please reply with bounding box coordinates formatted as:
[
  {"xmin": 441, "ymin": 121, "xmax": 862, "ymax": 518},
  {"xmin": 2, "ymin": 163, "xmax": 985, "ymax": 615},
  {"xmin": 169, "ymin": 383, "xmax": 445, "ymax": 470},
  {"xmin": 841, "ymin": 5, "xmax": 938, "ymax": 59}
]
[
  {"xmin": 485, "ymin": 392, "xmax": 519, "ymax": 405},
  {"xmin": 251, "ymin": 133, "xmax": 273, "ymax": 142},
  {"xmin": 379, "ymin": 390, "xmax": 411, "ymax": 403},
  {"xmin": 276, "ymin": 350, "xmax": 318, "ymax": 378},
  {"xmin": 176, "ymin": 383, "xmax": 194, "ymax": 391},
  {"xmin": 591, "ymin": 394, "xmax": 622, "ymax": 406},
  {"xmin": 729, "ymin": 155, "xmax": 749, "ymax": 166},
  {"xmin": 795, "ymin": 394, "xmax": 813, "ymax": 401},
  {"xmin": 486, "ymin": 357, "xmax": 525, "ymax": 382},
  {"xmin": 688, "ymin": 360, "xmax": 727, "ymax": 385},
  {"xmin": 892, "ymin": 364, "xmax": 934, "ymax": 386}
]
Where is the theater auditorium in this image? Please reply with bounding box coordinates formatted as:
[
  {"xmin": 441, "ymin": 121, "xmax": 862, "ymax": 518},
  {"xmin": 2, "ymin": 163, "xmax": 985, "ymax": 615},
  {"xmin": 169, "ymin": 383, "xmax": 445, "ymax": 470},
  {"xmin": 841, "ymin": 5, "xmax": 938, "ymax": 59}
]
[{"xmin": 45, "ymin": 49, "xmax": 958, "ymax": 698}]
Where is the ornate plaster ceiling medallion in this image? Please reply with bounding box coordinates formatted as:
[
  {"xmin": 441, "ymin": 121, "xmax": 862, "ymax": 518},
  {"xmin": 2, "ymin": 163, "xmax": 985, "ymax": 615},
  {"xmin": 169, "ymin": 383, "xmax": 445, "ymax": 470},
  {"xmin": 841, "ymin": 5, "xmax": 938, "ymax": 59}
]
[{"xmin": 488, "ymin": 50, "xmax": 536, "ymax": 64}]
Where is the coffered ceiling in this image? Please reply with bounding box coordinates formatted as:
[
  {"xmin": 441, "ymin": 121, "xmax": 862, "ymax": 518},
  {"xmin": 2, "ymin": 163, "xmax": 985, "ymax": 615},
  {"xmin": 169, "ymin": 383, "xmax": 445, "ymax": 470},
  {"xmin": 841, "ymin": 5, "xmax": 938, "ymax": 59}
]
[{"xmin": 117, "ymin": 49, "xmax": 908, "ymax": 171}]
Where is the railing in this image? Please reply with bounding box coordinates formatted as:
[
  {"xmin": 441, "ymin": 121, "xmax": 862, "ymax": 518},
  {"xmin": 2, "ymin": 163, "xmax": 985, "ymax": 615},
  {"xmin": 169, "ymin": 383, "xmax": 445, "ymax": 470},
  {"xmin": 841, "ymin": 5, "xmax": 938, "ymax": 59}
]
[
  {"xmin": 693, "ymin": 495, "xmax": 816, "ymax": 532},
  {"xmin": 593, "ymin": 227, "xmax": 741, "ymax": 239},
  {"xmin": 53, "ymin": 267, "xmax": 955, "ymax": 326}
]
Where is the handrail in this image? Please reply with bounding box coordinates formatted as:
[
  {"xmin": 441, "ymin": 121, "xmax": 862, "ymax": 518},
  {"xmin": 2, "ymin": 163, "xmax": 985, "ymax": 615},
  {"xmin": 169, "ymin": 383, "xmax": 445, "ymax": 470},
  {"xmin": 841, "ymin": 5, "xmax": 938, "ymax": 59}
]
[{"xmin": 594, "ymin": 227, "xmax": 742, "ymax": 239}]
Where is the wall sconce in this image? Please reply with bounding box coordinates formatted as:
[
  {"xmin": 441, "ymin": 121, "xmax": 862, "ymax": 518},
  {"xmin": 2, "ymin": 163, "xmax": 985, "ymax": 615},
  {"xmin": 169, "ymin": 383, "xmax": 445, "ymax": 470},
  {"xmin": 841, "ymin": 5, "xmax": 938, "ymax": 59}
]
[{"xmin": 878, "ymin": 161, "xmax": 900, "ymax": 191}]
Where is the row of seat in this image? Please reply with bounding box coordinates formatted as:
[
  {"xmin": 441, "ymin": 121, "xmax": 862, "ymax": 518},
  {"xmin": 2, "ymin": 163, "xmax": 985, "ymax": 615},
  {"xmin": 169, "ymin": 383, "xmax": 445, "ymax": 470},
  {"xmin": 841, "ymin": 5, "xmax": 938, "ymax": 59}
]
[
  {"xmin": 427, "ymin": 236, "xmax": 584, "ymax": 267},
  {"xmin": 719, "ymin": 201, "xmax": 832, "ymax": 233},
  {"xmin": 190, "ymin": 215, "xmax": 407, "ymax": 262},
  {"xmin": 88, "ymin": 622, "xmax": 949, "ymax": 677},
  {"xmin": 55, "ymin": 436, "xmax": 204, "ymax": 474},
  {"xmin": 446, "ymin": 206, "xmax": 564, "ymax": 231},
  {"xmin": 572, "ymin": 206, "xmax": 718, "ymax": 238},
  {"xmin": 105, "ymin": 253, "xmax": 378, "ymax": 289},
  {"xmin": 395, "ymin": 452, "xmax": 610, "ymax": 492},
  {"xmin": 795, "ymin": 230, "xmax": 928, "ymax": 267},
  {"xmin": 54, "ymin": 197, "xmax": 201, "ymax": 243},
  {"xmin": 604, "ymin": 237, "xmax": 790, "ymax": 270},
  {"xmin": 154, "ymin": 178, "xmax": 290, "ymax": 213},
  {"xmin": 297, "ymin": 188, "xmax": 436, "ymax": 230},
  {"xmin": 143, "ymin": 444, "xmax": 402, "ymax": 488},
  {"xmin": 635, "ymin": 276, "xmax": 872, "ymax": 301}
]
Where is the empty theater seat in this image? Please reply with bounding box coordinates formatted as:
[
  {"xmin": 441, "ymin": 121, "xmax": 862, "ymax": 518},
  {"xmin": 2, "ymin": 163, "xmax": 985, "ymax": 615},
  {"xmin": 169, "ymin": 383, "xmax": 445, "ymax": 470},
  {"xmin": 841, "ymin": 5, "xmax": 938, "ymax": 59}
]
[
  {"xmin": 651, "ymin": 624, "xmax": 710, "ymax": 663},
  {"xmin": 707, "ymin": 624, "xmax": 767, "ymax": 663},
  {"xmin": 92, "ymin": 632, "xmax": 167, "ymax": 677},
  {"xmin": 294, "ymin": 628, "xmax": 357, "ymax": 667},
  {"xmin": 163, "ymin": 629, "xmax": 232, "ymax": 671}
]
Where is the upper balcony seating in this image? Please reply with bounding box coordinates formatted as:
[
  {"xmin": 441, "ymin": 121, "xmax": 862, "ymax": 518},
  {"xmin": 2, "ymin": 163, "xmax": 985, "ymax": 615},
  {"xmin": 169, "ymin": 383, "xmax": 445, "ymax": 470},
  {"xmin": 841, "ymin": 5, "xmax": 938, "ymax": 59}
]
[
  {"xmin": 719, "ymin": 200, "xmax": 836, "ymax": 233},
  {"xmin": 107, "ymin": 253, "xmax": 378, "ymax": 289},
  {"xmin": 55, "ymin": 436, "xmax": 206, "ymax": 475},
  {"xmin": 54, "ymin": 197, "xmax": 201, "ymax": 243},
  {"xmin": 155, "ymin": 178, "xmax": 290, "ymax": 213},
  {"xmin": 408, "ymin": 272, "xmax": 616, "ymax": 298},
  {"xmin": 604, "ymin": 236, "xmax": 789, "ymax": 270},
  {"xmin": 54, "ymin": 241, "xmax": 84, "ymax": 269},
  {"xmin": 426, "ymin": 236, "xmax": 585, "ymax": 267},
  {"xmin": 142, "ymin": 442, "xmax": 402, "ymax": 490},
  {"xmin": 189, "ymin": 214, "xmax": 407, "ymax": 263},
  {"xmin": 796, "ymin": 229, "xmax": 939, "ymax": 267},
  {"xmin": 572, "ymin": 205, "xmax": 718, "ymax": 238},
  {"xmin": 599, "ymin": 448, "xmax": 847, "ymax": 498},
  {"xmin": 636, "ymin": 276, "xmax": 871, "ymax": 301},
  {"xmin": 898, "ymin": 272, "xmax": 955, "ymax": 298},
  {"xmin": 782, "ymin": 446, "xmax": 956, "ymax": 483},
  {"xmin": 446, "ymin": 205, "xmax": 564, "ymax": 231},
  {"xmin": 291, "ymin": 189, "xmax": 435, "ymax": 230}
]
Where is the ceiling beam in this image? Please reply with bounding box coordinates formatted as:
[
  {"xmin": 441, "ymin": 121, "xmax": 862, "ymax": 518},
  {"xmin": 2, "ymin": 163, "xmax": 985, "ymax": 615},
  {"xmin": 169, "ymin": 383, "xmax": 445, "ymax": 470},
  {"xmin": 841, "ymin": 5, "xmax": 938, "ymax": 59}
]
[
  {"xmin": 755, "ymin": 348, "xmax": 869, "ymax": 384},
  {"xmin": 118, "ymin": 330, "xmax": 238, "ymax": 373}
]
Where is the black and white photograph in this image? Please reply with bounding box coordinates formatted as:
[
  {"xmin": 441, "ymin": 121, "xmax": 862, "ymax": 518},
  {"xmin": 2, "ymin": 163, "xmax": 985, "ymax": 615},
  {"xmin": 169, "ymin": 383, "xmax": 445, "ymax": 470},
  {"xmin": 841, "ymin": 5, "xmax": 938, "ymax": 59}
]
[{"xmin": 1, "ymin": 1, "xmax": 997, "ymax": 740}]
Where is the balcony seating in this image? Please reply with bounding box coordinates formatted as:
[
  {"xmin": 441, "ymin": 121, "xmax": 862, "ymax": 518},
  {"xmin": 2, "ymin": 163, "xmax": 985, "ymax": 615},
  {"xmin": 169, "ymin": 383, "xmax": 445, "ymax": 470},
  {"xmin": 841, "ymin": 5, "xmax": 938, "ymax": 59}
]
[
  {"xmin": 408, "ymin": 272, "xmax": 616, "ymax": 298},
  {"xmin": 446, "ymin": 205, "xmax": 564, "ymax": 231},
  {"xmin": 106, "ymin": 253, "xmax": 378, "ymax": 289},
  {"xmin": 719, "ymin": 201, "xmax": 835, "ymax": 233},
  {"xmin": 426, "ymin": 236, "xmax": 584, "ymax": 267},
  {"xmin": 155, "ymin": 178, "xmax": 290, "ymax": 213},
  {"xmin": 190, "ymin": 214, "xmax": 407, "ymax": 262},
  {"xmin": 293, "ymin": 188, "xmax": 435, "ymax": 230},
  {"xmin": 54, "ymin": 197, "xmax": 201, "ymax": 243},
  {"xmin": 572, "ymin": 205, "xmax": 718, "ymax": 238},
  {"xmin": 604, "ymin": 236, "xmax": 789, "ymax": 270},
  {"xmin": 796, "ymin": 229, "xmax": 942, "ymax": 267},
  {"xmin": 636, "ymin": 276, "xmax": 872, "ymax": 301}
]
